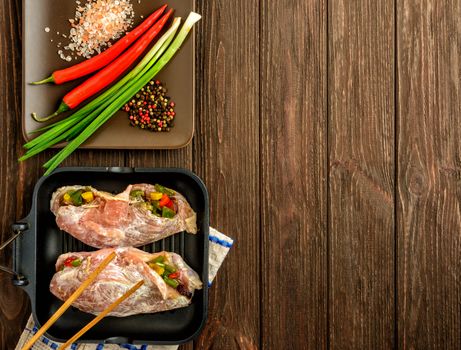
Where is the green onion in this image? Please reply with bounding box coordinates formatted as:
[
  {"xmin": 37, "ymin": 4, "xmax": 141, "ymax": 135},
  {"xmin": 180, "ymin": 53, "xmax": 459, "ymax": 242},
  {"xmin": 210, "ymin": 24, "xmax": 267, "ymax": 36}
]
[
  {"xmin": 163, "ymin": 276, "xmax": 179, "ymax": 288},
  {"xmin": 42, "ymin": 13, "xmax": 201, "ymax": 175},
  {"xmin": 70, "ymin": 190, "xmax": 83, "ymax": 206},
  {"xmin": 21, "ymin": 17, "xmax": 182, "ymax": 154},
  {"xmin": 164, "ymin": 264, "xmax": 176, "ymax": 274},
  {"xmin": 71, "ymin": 258, "xmax": 82, "ymax": 267},
  {"xmin": 151, "ymin": 256, "xmax": 165, "ymax": 264},
  {"xmin": 130, "ymin": 189, "xmax": 145, "ymax": 198},
  {"xmin": 162, "ymin": 207, "xmax": 176, "ymax": 218},
  {"xmin": 155, "ymin": 184, "xmax": 176, "ymax": 196}
]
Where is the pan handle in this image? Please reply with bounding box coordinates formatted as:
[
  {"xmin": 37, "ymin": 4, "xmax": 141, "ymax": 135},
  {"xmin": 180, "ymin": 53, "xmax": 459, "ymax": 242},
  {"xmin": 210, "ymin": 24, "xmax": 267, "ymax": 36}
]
[{"xmin": 0, "ymin": 222, "xmax": 29, "ymax": 286}]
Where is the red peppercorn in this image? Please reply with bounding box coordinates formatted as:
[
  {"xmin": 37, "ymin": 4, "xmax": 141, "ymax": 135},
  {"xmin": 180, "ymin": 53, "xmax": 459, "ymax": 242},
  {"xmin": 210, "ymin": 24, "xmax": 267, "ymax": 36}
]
[{"xmin": 124, "ymin": 80, "xmax": 175, "ymax": 133}]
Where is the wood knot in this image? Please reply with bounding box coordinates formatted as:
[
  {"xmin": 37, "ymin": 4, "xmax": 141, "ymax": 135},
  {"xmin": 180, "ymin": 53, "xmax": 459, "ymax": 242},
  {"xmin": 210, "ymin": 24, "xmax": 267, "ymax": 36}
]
[{"xmin": 407, "ymin": 171, "xmax": 428, "ymax": 196}]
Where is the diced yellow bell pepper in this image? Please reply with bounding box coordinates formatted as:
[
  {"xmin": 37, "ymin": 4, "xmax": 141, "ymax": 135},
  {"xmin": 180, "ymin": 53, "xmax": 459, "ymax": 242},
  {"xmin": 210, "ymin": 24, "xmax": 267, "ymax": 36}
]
[
  {"xmin": 63, "ymin": 193, "xmax": 71, "ymax": 204},
  {"xmin": 81, "ymin": 191, "xmax": 94, "ymax": 203},
  {"xmin": 148, "ymin": 262, "xmax": 165, "ymax": 275},
  {"xmin": 150, "ymin": 192, "xmax": 163, "ymax": 201}
]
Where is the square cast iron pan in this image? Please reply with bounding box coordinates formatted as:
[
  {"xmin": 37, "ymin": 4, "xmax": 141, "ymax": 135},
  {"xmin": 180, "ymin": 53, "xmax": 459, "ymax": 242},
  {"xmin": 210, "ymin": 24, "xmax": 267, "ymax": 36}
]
[{"xmin": 11, "ymin": 167, "xmax": 209, "ymax": 345}]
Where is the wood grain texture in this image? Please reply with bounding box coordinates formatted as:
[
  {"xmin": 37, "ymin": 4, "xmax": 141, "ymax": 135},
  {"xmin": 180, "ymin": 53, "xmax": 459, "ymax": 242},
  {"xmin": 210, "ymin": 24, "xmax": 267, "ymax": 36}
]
[
  {"xmin": 0, "ymin": 0, "xmax": 31, "ymax": 348},
  {"xmin": 127, "ymin": 147, "xmax": 192, "ymax": 169},
  {"xmin": 2, "ymin": 0, "xmax": 461, "ymax": 348},
  {"xmin": 192, "ymin": 0, "xmax": 260, "ymax": 349},
  {"xmin": 260, "ymin": 0, "xmax": 327, "ymax": 349},
  {"xmin": 397, "ymin": 0, "xmax": 461, "ymax": 348},
  {"xmin": 328, "ymin": 0, "xmax": 395, "ymax": 348}
]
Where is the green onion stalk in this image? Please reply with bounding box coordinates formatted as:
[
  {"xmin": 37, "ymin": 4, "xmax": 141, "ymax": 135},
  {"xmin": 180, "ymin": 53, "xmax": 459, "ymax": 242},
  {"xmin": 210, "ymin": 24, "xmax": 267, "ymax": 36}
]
[
  {"xmin": 21, "ymin": 17, "xmax": 182, "ymax": 155},
  {"xmin": 41, "ymin": 12, "xmax": 201, "ymax": 175}
]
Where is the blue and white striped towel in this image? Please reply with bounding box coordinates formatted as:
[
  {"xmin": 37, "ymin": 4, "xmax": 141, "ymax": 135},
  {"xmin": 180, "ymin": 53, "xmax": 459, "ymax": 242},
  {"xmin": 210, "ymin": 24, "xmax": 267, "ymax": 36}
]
[{"xmin": 15, "ymin": 227, "xmax": 234, "ymax": 350}]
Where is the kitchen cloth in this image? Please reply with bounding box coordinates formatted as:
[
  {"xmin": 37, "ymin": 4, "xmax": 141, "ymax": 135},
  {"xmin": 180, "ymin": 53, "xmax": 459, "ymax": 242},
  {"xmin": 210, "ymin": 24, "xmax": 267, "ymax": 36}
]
[{"xmin": 15, "ymin": 227, "xmax": 233, "ymax": 350}]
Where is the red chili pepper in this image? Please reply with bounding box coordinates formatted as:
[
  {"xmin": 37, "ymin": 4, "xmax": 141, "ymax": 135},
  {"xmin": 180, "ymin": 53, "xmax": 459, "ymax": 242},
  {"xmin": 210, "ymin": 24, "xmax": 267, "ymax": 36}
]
[
  {"xmin": 31, "ymin": 5, "xmax": 167, "ymax": 86},
  {"xmin": 168, "ymin": 272, "xmax": 179, "ymax": 279},
  {"xmin": 32, "ymin": 9, "xmax": 173, "ymax": 122},
  {"xmin": 159, "ymin": 194, "xmax": 171, "ymax": 208}
]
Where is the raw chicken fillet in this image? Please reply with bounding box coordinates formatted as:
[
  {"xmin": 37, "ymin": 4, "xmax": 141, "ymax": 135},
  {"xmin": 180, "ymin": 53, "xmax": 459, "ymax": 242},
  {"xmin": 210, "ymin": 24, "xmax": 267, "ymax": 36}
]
[
  {"xmin": 50, "ymin": 247, "xmax": 203, "ymax": 317},
  {"xmin": 51, "ymin": 184, "xmax": 197, "ymax": 248}
]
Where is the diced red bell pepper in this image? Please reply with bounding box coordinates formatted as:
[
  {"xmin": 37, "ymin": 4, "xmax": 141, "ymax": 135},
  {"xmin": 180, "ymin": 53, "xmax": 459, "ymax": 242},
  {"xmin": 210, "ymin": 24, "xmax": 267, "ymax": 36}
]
[
  {"xmin": 159, "ymin": 194, "xmax": 171, "ymax": 208},
  {"xmin": 168, "ymin": 272, "xmax": 179, "ymax": 279},
  {"xmin": 64, "ymin": 257, "xmax": 75, "ymax": 267},
  {"xmin": 166, "ymin": 200, "xmax": 175, "ymax": 210}
]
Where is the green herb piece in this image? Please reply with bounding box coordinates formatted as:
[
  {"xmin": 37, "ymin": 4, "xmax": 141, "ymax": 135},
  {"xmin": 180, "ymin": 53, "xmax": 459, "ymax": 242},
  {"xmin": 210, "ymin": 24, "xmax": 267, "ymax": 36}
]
[
  {"xmin": 70, "ymin": 190, "xmax": 83, "ymax": 206},
  {"xmin": 162, "ymin": 206, "xmax": 176, "ymax": 218},
  {"xmin": 154, "ymin": 184, "xmax": 175, "ymax": 196},
  {"xmin": 71, "ymin": 258, "xmax": 82, "ymax": 267},
  {"xmin": 163, "ymin": 276, "xmax": 179, "ymax": 288},
  {"xmin": 151, "ymin": 256, "xmax": 165, "ymax": 264},
  {"xmin": 164, "ymin": 264, "xmax": 176, "ymax": 274},
  {"xmin": 130, "ymin": 189, "xmax": 145, "ymax": 198}
]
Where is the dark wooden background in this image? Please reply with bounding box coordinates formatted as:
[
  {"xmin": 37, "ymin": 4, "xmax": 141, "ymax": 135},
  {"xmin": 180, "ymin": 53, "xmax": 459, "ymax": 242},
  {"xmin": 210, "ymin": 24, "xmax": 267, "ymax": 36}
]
[{"xmin": 1, "ymin": 0, "xmax": 460, "ymax": 349}]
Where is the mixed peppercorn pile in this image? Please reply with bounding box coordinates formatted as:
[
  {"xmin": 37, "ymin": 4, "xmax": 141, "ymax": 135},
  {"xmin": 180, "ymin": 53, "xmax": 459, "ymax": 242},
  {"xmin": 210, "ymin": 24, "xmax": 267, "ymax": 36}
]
[{"xmin": 122, "ymin": 80, "xmax": 176, "ymax": 132}]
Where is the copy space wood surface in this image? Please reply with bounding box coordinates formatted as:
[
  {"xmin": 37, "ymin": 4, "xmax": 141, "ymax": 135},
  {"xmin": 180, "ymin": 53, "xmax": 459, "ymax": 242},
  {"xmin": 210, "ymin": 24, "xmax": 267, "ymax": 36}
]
[
  {"xmin": 397, "ymin": 0, "xmax": 461, "ymax": 348},
  {"xmin": 1, "ymin": 0, "xmax": 460, "ymax": 350},
  {"xmin": 260, "ymin": 0, "xmax": 327, "ymax": 349},
  {"xmin": 328, "ymin": 0, "xmax": 395, "ymax": 349}
]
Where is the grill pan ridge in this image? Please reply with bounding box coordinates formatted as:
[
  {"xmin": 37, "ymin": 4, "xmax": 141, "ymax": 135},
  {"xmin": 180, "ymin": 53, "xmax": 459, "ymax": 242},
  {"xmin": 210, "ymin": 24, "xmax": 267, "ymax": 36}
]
[{"xmin": 11, "ymin": 167, "xmax": 209, "ymax": 345}]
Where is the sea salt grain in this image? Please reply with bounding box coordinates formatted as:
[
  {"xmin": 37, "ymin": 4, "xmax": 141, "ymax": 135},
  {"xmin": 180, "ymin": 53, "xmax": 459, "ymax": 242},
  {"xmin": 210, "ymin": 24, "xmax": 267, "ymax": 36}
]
[{"xmin": 58, "ymin": 0, "xmax": 135, "ymax": 61}]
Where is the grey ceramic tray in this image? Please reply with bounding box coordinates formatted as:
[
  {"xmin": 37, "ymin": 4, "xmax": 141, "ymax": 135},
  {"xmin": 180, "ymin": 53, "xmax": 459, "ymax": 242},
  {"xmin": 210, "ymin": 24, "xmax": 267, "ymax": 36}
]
[{"xmin": 22, "ymin": 0, "xmax": 195, "ymax": 149}]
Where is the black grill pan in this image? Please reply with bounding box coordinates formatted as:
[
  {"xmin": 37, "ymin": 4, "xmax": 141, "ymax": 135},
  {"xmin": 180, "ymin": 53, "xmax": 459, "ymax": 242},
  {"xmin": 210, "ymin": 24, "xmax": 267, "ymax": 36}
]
[{"xmin": 8, "ymin": 167, "xmax": 209, "ymax": 345}]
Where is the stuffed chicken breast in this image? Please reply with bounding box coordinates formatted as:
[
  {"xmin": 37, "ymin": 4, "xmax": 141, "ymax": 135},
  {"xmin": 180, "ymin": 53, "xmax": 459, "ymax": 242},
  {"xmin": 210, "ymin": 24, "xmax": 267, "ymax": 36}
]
[
  {"xmin": 51, "ymin": 184, "xmax": 197, "ymax": 248},
  {"xmin": 49, "ymin": 247, "xmax": 203, "ymax": 317}
]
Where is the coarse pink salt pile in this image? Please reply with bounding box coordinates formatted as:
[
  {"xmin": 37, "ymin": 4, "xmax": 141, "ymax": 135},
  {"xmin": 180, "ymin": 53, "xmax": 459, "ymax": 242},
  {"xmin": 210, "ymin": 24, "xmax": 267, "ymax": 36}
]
[{"xmin": 60, "ymin": 0, "xmax": 135, "ymax": 61}]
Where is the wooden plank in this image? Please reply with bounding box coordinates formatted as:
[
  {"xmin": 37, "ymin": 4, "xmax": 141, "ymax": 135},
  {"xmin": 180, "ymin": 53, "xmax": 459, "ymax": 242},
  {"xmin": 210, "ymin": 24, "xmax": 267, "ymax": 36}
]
[
  {"xmin": 328, "ymin": 0, "xmax": 395, "ymax": 348},
  {"xmin": 0, "ymin": 0, "xmax": 31, "ymax": 348},
  {"xmin": 192, "ymin": 0, "xmax": 260, "ymax": 348},
  {"xmin": 260, "ymin": 0, "xmax": 327, "ymax": 349},
  {"xmin": 126, "ymin": 147, "xmax": 192, "ymax": 169},
  {"xmin": 397, "ymin": 0, "xmax": 461, "ymax": 348}
]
